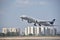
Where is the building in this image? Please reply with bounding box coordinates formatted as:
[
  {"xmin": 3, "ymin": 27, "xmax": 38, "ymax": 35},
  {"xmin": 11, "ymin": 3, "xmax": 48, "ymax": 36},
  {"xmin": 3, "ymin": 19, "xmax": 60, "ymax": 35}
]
[
  {"xmin": 8, "ymin": 28, "xmax": 20, "ymax": 33},
  {"xmin": 2, "ymin": 28, "xmax": 8, "ymax": 34},
  {"xmin": 49, "ymin": 27, "xmax": 56, "ymax": 35},
  {"xmin": 24, "ymin": 26, "xmax": 57, "ymax": 36},
  {"xmin": 25, "ymin": 27, "xmax": 28, "ymax": 35},
  {"xmin": 2, "ymin": 28, "xmax": 20, "ymax": 34},
  {"xmin": 25, "ymin": 26, "xmax": 35, "ymax": 35},
  {"xmin": 25, "ymin": 26, "xmax": 42, "ymax": 36},
  {"xmin": 41, "ymin": 27, "xmax": 45, "ymax": 35},
  {"xmin": 41, "ymin": 26, "xmax": 57, "ymax": 36},
  {"xmin": 35, "ymin": 27, "xmax": 41, "ymax": 36}
]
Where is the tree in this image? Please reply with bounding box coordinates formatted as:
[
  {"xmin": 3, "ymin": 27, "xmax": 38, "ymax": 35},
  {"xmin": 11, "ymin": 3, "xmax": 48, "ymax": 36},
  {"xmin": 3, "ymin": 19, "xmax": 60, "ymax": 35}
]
[
  {"xmin": 0, "ymin": 33, "xmax": 5, "ymax": 37},
  {"xmin": 6, "ymin": 32, "xmax": 20, "ymax": 36},
  {"xmin": 29, "ymin": 33, "xmax": 33, "ymax": 36}
]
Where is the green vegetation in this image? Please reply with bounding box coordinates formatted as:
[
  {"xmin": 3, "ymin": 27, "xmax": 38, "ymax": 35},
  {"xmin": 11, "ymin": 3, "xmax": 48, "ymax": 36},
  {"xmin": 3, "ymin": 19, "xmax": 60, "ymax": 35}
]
[
  {"xmin": 6, "ymin": 32, "xmax": 20, "ymax": 36},
  {"xmin": 0, "ymin": 32, "xmax": 60, "ymax": 37},
  {"xmin": 0, "ymin": 32, "xmax": 20, "ymax": 37},
  {"xmin": 0, "ymin": 33, "xmax": 5, "ymax": 37}
]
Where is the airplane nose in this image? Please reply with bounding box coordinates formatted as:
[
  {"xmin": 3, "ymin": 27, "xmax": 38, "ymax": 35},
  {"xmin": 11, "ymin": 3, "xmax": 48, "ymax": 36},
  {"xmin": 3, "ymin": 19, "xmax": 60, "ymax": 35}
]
[{"xmin": 21, "ymin": 15, "xmax": 27, "ymax": 17}]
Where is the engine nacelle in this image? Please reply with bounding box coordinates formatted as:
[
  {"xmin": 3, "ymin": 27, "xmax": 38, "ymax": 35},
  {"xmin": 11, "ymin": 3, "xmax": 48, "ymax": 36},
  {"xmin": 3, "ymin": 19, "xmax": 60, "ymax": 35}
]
[{"xmin": 28, "ymin": 20, "xmax": 32, "ymax": 23}]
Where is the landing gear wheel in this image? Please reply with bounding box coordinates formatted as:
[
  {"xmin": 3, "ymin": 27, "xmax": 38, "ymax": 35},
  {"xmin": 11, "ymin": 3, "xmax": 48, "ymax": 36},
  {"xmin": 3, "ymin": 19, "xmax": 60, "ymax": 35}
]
[
  {"xmin": 34, "ymin": 23, "xmax": 36, "ymax": 26},
  {"xmin": 39, "ymin": 24, "xmax": 41, "ymax": 26}
]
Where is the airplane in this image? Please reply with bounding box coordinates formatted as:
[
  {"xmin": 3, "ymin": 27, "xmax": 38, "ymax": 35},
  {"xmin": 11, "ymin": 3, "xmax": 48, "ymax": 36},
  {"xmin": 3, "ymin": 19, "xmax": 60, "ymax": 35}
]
[{"xmin": 20, "ymin": 15, "xmax": 56, "ymax": 26}]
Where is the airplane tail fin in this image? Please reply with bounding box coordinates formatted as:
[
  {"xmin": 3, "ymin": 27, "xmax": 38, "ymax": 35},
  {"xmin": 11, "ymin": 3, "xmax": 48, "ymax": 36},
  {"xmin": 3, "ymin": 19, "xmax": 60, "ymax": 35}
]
[{"xmin": 50, "ymin": 19, "xmax": 56, "ymax": 24}]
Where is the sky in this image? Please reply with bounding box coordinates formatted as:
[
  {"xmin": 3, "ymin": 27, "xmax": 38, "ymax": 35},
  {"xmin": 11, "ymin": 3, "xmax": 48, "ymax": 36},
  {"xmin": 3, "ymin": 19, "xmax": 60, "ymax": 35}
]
[{"xmin": 0, "ymin": 0, "xmax": 60, "ymax": 33}]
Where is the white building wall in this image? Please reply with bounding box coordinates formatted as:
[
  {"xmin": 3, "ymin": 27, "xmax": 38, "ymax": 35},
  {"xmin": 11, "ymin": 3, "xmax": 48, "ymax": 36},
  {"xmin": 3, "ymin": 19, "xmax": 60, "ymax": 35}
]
[
  {"xmin": 35, "ymin": 27, "xmax": 41, "ymax": 35},
  {"xmin": 24, "ymin": 26, "xmax": 56, "ymax": 36},
  {"xmin": 2, "ymin": 28, "xmax": 20, "ymax": 34},
  {"xmin": 9, "ymin": 28, "xmax": 17, "ymax": 32},
  {"xmin": 25, "ymin": 26, "xmax": 35, "ymax": 35},
  {"xmin": 36, "ymin": 27, "xmax": 39, "ymax": 35},
  {"xmin": 28, "ymin": 27, "xmax": 31, "ymax": 34},
  {"xmin": 41, "ymin": 27, "xmax": 45, "ymax": 34},
  {"xmin": 2, "ymin": 28, "xmax": 8, "ymax": 34},
  {"xmin": 25, "ymin": 27, "xmax": 28, "ymax": 35},
  {"xmin": 30, "ymin": 27, "xmax": 34, "ymax": 34},
  {"xmin": 49, "ymin": 28, "xmax": 56, "ymax": 35},
  {"xmin": 44, "ymin": 27, "xmax": 56, "ymax": 36},
  {"xmin": 28, "ymin": 27, "xmax": 35, "ymax": 35}
]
